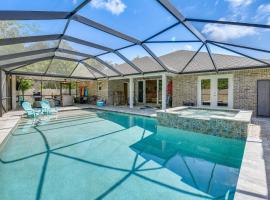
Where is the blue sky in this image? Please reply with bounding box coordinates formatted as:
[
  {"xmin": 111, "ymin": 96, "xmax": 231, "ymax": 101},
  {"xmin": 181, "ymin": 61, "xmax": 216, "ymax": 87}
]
[{"xmin": 1, "ymin": 0, "xmax": 270, "ymax": 63}]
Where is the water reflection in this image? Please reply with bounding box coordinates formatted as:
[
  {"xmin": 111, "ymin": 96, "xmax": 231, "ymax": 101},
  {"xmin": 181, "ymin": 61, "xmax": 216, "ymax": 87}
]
[{"xmin": 131, "ymin": 126, "xmax": 245, "ymax": 199}]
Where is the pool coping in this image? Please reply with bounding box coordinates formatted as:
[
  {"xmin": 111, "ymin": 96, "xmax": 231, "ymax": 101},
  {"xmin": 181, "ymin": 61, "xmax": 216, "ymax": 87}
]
[
  {"xmin": 0, "ymin": 107, "xmax": 269, "ymax": 200},
  {"xmin": 234, "ymin": 119, "xmax": 269, "ymax": 200}
]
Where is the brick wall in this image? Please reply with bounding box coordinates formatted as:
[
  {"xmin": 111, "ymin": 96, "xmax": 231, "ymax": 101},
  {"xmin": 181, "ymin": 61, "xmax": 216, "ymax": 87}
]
[
  {"xmin": 172, "ymin": 68, "xmax": 270, "ymax": 115},
  {"xmin": 172, "ymin": 74, "xmax": 197, "ymax": 107},
  {"xmin": 97, "ymin": 79, "xmax": 127, "ymax": 105}
]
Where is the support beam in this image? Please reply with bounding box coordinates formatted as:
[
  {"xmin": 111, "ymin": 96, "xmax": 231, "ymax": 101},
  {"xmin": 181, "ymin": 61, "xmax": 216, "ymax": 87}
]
[
  {"xmin": 210, "ymin": 42, "xmax": 270, "ymax": 66},
  {"xmin": 207, "ymin": 40, "xmax": 270, "ymax": 54},
  {"xmin": 73, "ymin": 15, "xmax": 140, "ymax": 44},
  {"xmin": 0, "ymin": 56, "xmax": 54, "ymax": 69},
  {"xmin": 95, "ymin": 57, "xmax": 123, "ymax": 76},
  {"xmin": 180, "ymin": 44, "xmax": 204, "ymax": 73},
  {"xmin": 55, "ymin": 0, "xmax": 93, "ymax": 56},
  {"xmin": 186, "ymin": 18, "xmax": 270, "ymax": 29},
  {"xmin": 0, "ymin": 11, "xmax": 70, "ymax": 20},
  {"xmin": 62, "ymin": 36, "xmax": 112, "ymax": 52},
  {"xmin": 81, "ymin": 61, "xmax": 107, "ymax": 78},
  {"xmin": 10, "ymin": 71, "xmax": 95, "ymax": 80},
  {"xmin": 162, "ymin": 74, "xmax": 167, "ymax": 110},
  {"xmin": 0, "ymin": 48, "xmax": 56, "ymax": 61},
  {"xmin": 11, "ymin": 75, "xmax": 16, "ymax": 110},
  {"xmin": 141, "ymin": 44, "xmax": 175, "ymax": 73},
  {"xmin": 157, "ymin": 0, "xmax": 206, "ymax": 42},
  {"xmin": 114, "ymin": 51, "xmax": 143, "ymax": 74},
  {"xmin": 205, "ymin": 43, "xmax": 218, "ymax": 72},
  {"xmin": 144, "ymin": 40, "xmax": 200, "ymax": 43},
  {"xmin": 144, "ymin": 22, "xmax": 180, "ymax": 42},
  {"xmin": 58, "ymin": 48, "xmax": 94, "ymax": 58},
  {"xmin": 69, "ymin": 62, "xmax": 80, "ymax": 77},
  {"xmin": 54, "ymin": 56, "xmax": 80, "ymax": 62},
  {"xmin": 0, "ymin": 34, "xmax": 62, "ymax": 46},
  {"xmin": 129, "ymin": 77, "xmax": 134, "ymax": 108}
]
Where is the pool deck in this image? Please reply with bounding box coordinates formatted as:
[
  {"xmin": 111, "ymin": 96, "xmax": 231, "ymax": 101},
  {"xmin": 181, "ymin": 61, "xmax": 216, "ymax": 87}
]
[
  {"xmin": 0, "ymin": 105, "xmax": 269, "ymax": 199},
  {"xmin": 235, "ymin": 118, "xmax": 270, "ymax": 200}
]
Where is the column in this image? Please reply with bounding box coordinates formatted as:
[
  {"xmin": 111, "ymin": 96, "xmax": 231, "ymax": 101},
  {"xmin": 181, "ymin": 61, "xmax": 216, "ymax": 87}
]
[
  {"xmin": 129, "ymin": 77, "xmax": 134, "ymax": 108},
  {"xmin": 162, "ymin": 74, "xmax": 167, "ymax": 110},
  {"xmin": 11, "ymin": 75, "xmax": 16, "ymax": 110}
]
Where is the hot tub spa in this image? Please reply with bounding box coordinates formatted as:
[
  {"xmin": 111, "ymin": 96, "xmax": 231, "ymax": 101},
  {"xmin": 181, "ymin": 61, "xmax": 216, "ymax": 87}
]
[{"xmin": 157, "ymin": 107, "xmax": 252, "ymax": 139}]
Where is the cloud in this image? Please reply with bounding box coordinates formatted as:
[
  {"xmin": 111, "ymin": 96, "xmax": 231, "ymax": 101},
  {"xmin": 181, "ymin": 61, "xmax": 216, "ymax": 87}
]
[
  {"xmin": 183, "ymin": 45, "xmax": 193, "ymax": 51},
  {"xmin": 225, "ymin": 0, "xmax": 253, "ymax": 8},
  {"xmin": 255, "ymin": 4, "xmax": 270, "ymax": 23},
  {"xmin": 202, "ymin": 23, "xmax": 257, "ymax": 42},
  {"xmin": 257, "ymin": 4, "xmax": 270, "ymax": 13},
  {"xmin": 91, "ymin": 0, "xmax": 126, "ymax": 15},
  {"xmin": 268, "ymin": 17, "xmax": 270, "ymax": 25}
]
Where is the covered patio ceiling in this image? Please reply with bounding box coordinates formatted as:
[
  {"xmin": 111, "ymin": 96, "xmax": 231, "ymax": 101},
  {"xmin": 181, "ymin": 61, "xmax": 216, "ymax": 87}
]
[{"xmin": 0, "ymin": 0, "xmax": 270, "ymax": 80}]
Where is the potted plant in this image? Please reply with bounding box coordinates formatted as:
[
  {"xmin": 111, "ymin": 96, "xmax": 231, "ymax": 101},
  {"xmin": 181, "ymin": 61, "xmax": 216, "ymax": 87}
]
[{"xmin": 18, "ymin": 78, "xmax": 33, "ymax": 103}]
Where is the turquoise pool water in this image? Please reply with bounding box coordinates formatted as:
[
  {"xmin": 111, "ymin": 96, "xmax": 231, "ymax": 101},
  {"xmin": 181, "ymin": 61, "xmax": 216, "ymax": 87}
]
[{"xmin": 0, "ymin": 110, "xmax": 245, "ymax": 200}]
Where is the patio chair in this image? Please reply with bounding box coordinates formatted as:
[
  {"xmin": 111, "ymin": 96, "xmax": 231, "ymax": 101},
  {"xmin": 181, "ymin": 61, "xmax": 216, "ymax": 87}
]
[
  {"xmin": 40, "ymin": 100, "xmax": 58, "ymax": 115},
  {"xmin": 22, "ymin": 101, "xmax": 41, "ymax": 118}
]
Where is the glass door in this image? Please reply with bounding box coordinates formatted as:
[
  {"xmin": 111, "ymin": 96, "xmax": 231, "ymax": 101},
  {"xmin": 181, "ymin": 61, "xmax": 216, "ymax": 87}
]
[
  {"xmin": 201, "ymin": 79, "xmax": 211, "ymax": 106},
  {"xmin": 198, "ymin": 75, "xmax": 233, "ymax": 108},
  {"xmin": 138, "ymin": 81, "xmax": 144, "ymax": 103},
  {"xmin": 217, "ymin": 78, "xmax": 229, "ymax": 107}
]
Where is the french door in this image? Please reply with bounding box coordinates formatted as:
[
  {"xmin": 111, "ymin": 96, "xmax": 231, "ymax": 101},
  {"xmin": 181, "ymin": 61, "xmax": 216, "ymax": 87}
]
[{"xmin": 197, "ymin": 75, "xmax": 233, "ymax": 109}]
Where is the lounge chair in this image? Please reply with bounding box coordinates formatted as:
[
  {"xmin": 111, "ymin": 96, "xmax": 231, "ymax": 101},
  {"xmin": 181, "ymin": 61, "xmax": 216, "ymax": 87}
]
[
  {"xmin": 22, "ymin": 101, "xmax": 41, "ymax": 118},
  {"xmin": 40, "ymin": 100, "xmax": 58, "ymax": 115}
]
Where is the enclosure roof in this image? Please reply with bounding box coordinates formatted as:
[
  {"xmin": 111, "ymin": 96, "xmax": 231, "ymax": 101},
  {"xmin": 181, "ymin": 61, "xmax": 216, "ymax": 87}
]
[{"xmin": 1, "ymin": 0, "xmax": 270, "ymax": 79}]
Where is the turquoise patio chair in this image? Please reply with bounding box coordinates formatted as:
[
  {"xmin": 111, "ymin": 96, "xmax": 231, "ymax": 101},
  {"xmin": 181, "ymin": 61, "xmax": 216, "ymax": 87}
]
[
  {"xmin": 40, "ymin": 100, "xmax": 58, "ymax": 115},
  {"xmin": 22, "ymin": 101, "xmax": 41, "ymax": 118}
]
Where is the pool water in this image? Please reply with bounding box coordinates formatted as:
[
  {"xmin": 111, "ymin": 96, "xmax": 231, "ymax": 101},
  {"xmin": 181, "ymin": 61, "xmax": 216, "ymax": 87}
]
[
  {"xmin": 0, "ymin": 110, "xmax": 245, "ymax": 200},
  {"xmin": 177, "ymin": 108, "xmax": 237, "ymax": 119}
]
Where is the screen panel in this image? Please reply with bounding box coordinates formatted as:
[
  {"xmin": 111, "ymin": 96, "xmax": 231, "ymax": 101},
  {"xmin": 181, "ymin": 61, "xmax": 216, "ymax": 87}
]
[
  {"xmin": 183, "ymin": 45, "xmax": 215, "ymax": 72},
  {"xmin": 65, "ymin": 20, "xmax": 131, "ymax": 49},
  {"xmin": 13, "ymin": 60, "xmax": 51, "ymax": 74},
  {"xmin": 0, "ymin": 20, "xmax": 66, "ymax": 39},
  {"xmin": 148, "ymin": 24, "xmax": 198, "ymax": 41},
  {"xmin": 60, "ymin": 40, "xmax": 106, "ymax": 56},
  {"xmin": 55, "ymin": 52, "xmax": 86, "ymax": 61},
  {"xmin": 84, "ymin": 58, "xmax": 118, "ymax": 77},
  {"xmin": 208, "ymin": 44, "xmax": 267, "ymax": 69},
  {"xmin": 0, "ymin": 40, "xmax": 58, "ymax": 56},
  {"xmin": 46, "ymin": 58, "xmax": 78, "ymax": 76},
  {"xmin": 71, "ymin": 63, "xmax": 95, "ymax": 78},
  {"xmin": 146, "ymin": 42, "xmax": 203, "ymax": 72},
  {"xmin": 0, "ymin": 0, "xmax": 84, "ymax": 11},
  {"xmin": 191, "ymin": 22, "xmax": 270, "ymax": 51},
  {"xmin": 212, "ymin": 43, "xmax": 270, "ymax": 64},
  {"xmin": 98, "ymin": 53, "xmax": 138, "ymax": 75},
  {"xmin": 170, "ymin": 0, "xmax": 269, "ymax": 25},
  {"xmin": 78, "ymin": 0, "xmax": 178, "ymax": 40},
  {"xmin": 119, "ymin": 45, "xmax": 164, "ymax": 72},
  {"xmin": 0, "ymin": 52, "xmax": 54, "ymax": 66}
]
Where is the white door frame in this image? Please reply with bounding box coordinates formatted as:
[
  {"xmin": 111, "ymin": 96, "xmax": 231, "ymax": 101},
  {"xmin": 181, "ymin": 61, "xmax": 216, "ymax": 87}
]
[{"xmin": 197, "ymin": 74, "xmax": 233, "ymax": 109}]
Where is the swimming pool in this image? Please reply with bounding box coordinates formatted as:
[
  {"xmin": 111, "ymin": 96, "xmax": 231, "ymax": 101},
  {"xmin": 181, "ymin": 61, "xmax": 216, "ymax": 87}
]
[{"xmin": 0, "ymin": 110, "xmax": 245, "ymax": 200}]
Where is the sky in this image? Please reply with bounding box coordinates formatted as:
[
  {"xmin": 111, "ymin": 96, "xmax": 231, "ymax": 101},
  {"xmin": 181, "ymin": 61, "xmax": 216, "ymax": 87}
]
[{"xmin": 1, "ymin": 0, "xmax": 270, "ymax": 65}]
